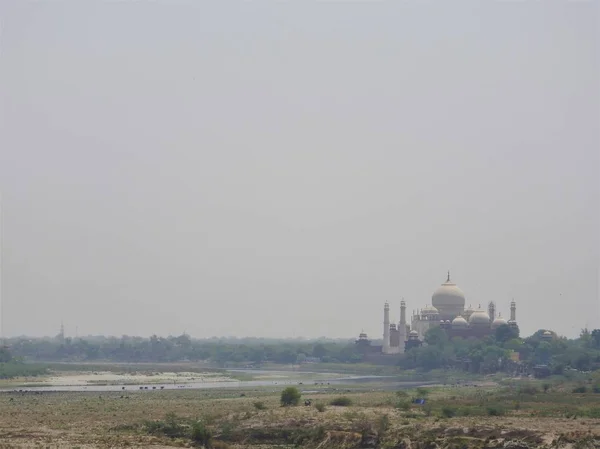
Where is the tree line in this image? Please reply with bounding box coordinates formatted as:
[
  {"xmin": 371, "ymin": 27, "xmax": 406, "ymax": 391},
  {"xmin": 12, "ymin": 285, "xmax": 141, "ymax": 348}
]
[
  {"xmin": 4, "ymin": 335, "xmax": 360, "ymax": 365},
  {"xmin": 3, "ymin": 327, "xmax": 600, "ymax": 375},
  {"xmin": 400, "ymin": 326, "xmax": 600, "ymax": 374}
]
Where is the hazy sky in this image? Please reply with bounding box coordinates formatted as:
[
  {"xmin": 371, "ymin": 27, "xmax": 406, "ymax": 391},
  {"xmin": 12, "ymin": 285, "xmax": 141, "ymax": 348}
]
[{"xmin": 0, "ymin": 2, "xmax": 598, "ymax": 340}]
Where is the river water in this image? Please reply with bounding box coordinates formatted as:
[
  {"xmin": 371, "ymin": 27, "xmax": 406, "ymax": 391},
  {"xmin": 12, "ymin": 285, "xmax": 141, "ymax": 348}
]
[{"xmin": 0, "ymin": 370, "xmax": 435, "ymax": 393}]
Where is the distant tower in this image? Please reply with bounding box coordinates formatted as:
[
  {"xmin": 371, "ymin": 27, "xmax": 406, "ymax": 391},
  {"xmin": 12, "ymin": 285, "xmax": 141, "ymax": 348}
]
[
  {"xmin": 488, "ymin": 301, "xmax": 496, "ymax": 322},
  {"xmin": 510, "ymin": 299, "xmax": 516, "ymax": 322},
  {"xmin": 383, "ymin": 302, "xmax": 390, "ymax": 354},
  {"xmin": 57, "ymin": 321, "xmax": 65, "ymax": 343},
  {"xmin": 398, "ymin": 299, "xmax": 407, "ymax": 353}
]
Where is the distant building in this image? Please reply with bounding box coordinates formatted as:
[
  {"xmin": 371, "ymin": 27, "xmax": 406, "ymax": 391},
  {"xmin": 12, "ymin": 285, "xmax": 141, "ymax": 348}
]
[{"xmin": 369, "ymin": 272, "xmax": 521, "ymax": 355}]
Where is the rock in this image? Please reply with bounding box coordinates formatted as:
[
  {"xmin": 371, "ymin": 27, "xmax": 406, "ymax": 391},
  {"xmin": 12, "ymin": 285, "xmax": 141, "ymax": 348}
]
[
  {"xmin": 393, "ymin": 438, "xmax": 412, "ymax": 449},
  {"xmin": 444, "ymin": 427, "xmax": 467, "ymax": 437},
  {"xmin": 503, "ymin": 441, "xmax": 530, "ymax": 449},
  {"xmin": 360, "ymin": 432, "xmax": 378, "ymax": 448}
]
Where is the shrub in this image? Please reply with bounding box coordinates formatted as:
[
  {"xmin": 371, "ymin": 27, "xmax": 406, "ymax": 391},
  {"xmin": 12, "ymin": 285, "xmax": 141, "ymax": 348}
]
[
  {"xmin": 253, "ymin": 401, "xmax": 267, "ymax": 410},
  {"xmin": 572, "ymin": 386, "xmax": 587, "ymax": 394},
  {"xmin": 519, "ymin": 385, "xmax": 539, "ymax": 395},
  {"xmin": 377, "ymin": 414, "xmax": 390, "ymax": 435},
  {"xmin": 486, "ymin": 405, "xmax": 506, "ymax": 416},
  {"xmin": 395, "ymin": 400, "xmax": 411, "ymax": 411},
  {"xmin": 593, "ymin": 385, "xmax": 600, "ymax": 394},
  {"xmin": 458, "ymin": 407, "xmax": 472, "ymax": 416},
  {"xmin": 315, "ymin": 403, "xmax": 326, "ymax": 412},
  {"xmin": 191, "ymin": 421, "xmax": 212, "ymax": 446},
  {"xmin": 416, "ymin": 387, "xmax": 430, "ymax": 397},
  {"xmin": 280, "ymin": 387, "xmax": 301, "ymax": 406},
  {"xmin": 586, "ymin": 407, "xmax": 600, "ymax": 418},
  {"xmin": 330, "ymin": 396, "xmax": 353, "ymax": 406},
  {"xmin": 423, "ymin": 403, "xmax": 433, "ymax": 416},
  {"xmin": 441, "ymin": 406, "xmax": 457, "ymax": 418},
  {"xmin": 395, "ymin": 390, "xmax": 409, "ymax": 398},
  {"xmin": 143, "ymin": 413, "xmax": 187, "ymax": 439},
  {"xmin": 543, "ymin": 383, "xmax": 551, "ymax": 393}
]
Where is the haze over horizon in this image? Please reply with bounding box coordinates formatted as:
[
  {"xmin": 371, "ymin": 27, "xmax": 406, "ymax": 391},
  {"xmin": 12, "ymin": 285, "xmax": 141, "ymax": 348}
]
[{"xmin": 0, "ymin": 2, "xmax": 598, "ymax": 341}]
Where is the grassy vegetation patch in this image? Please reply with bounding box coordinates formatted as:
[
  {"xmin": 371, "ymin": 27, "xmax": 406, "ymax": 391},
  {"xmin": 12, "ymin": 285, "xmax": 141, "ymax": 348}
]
[
  {"xmin": 329, "ymin": 396, "xmax": 353, "ymax": 406},
  {"xmin": 0, "ymin": 362, "xmax": 49, "ymax": 379}
]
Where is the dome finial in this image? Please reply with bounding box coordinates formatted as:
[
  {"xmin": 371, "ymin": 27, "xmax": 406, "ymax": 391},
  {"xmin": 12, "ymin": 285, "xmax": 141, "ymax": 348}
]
[{"xmin": 447, "ymin": 270, "xmax": 450, "ymax": 282}]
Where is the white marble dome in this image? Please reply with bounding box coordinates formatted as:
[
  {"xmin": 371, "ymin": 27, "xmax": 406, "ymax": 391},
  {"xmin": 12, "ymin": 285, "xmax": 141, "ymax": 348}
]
[
  {"xmin": 421, "ymin": 305, "xmax": 439, "ymax": 316},
  {"xmin": 491, "ymin": 316, "xmax": 508, "ymax": 329},
  {"xmin": 469, "ymin": 308, "xmax": 491, "ymax": 325},
  {"xmin": 432, "ymin": 273, "xmax": 466, "ymax": 316},
  {"xmin": 452, "ymin": 316, "xmax": 469, "ymax": 328}
]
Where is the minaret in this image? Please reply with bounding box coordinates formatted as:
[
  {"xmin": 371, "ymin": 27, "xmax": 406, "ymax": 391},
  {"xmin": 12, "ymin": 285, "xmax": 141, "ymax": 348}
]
[
  {"xmin": 400, "ymin": 299, "xmax": 407, "ymax": 327},
  {"xmin": 398, "ymin": 299, "xmax": 407, "ymax": 353},
  {"xmin": 488, "ymin": 301, "xmax": 496, "ymax": 322},
  {"xmin": 383, "ymin": 302, "xmax": 390, "ymax": 354},
  {"xmin": 58, "ymin": 321, "xmax": 65, "ymax": 343},
  {"xmin": 510, "ymin": 299, "xmax": 516, "ymax": 321}
]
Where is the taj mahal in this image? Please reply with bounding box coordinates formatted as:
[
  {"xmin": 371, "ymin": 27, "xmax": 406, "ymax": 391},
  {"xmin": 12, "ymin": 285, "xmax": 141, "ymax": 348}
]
[{"xmin": 356, "ymin": 272, "xmax": 520, "ymax": 355}]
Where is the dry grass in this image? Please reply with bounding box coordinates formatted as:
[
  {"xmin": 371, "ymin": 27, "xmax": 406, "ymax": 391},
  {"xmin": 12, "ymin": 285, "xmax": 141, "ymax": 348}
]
[{"xmin": 0, "ymin": 384, "xmax": 599, "ymax": 448}]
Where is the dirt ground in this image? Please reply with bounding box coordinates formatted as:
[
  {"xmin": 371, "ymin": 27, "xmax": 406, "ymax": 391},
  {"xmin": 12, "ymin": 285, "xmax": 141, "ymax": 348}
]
[{"xmin": 0, "ymin": 387, "xmax": 599, "ymax": 448}]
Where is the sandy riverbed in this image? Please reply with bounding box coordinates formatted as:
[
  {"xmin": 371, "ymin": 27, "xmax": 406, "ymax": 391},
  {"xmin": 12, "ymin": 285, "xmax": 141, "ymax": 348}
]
[{"xmin": 27, "ymin": 371, "xmax": 236, "ymax": 387}]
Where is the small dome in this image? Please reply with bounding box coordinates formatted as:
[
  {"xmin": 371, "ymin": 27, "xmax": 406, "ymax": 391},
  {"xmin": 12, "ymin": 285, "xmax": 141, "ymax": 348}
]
[
  {"xmin": 421, "ymin": 305, "xmax": 439, "ymax": 315},
  {"xmin": 468, "ymin": 307, "xmax": 491, "ymax": 325},
  {"xmin": 452, "ymin": 316, "xmax": 469, "ymax": 328},
  {"xmin": 409, "ymin": 330, "xmax": 418, "ymax": 336},
  {"xmin": 491, "ymin": 316, "xmax": 508, "ymax": 329}
]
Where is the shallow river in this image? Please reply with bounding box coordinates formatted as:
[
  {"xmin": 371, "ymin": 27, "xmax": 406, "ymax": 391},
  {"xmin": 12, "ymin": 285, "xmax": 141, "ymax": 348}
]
[{"xmin": 0, "ymin": 371, "xmax": 435, "ymax": 393}]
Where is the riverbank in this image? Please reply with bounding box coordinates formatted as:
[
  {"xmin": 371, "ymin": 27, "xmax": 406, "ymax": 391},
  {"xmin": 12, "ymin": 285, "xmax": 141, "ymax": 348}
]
[{"xmin": 1, "ymin": 379, "xmax": 598, "ymax": 448}]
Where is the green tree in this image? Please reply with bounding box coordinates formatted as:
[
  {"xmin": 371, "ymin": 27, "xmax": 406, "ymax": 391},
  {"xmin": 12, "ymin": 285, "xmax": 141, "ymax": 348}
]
[
  {"xmin": 591, "ymin": 329, "xmax": 600, "ymax": 349},
  {"xmin": 424, "ymin": 326, "xmax": 448, "ymax": 347},
  {"xmin": 495, "ymin": 324, "xmax": 519, "ymax": 344},
  {"xmin": 280, "ymin": 387, "xmax": 301, "ymax": 406},
  {"xmin": 0, "ymin": 347, "xmax": 12, "ymax": 363},
  {"xmin": 312, "ymin": 343, "xmax": 327, "ymax": 358}
]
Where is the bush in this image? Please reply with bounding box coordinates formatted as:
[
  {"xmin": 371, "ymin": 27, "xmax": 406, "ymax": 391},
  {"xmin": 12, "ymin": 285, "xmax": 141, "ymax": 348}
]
[
  {"xmin": 441, "ymin": 406, "xmax": 457, "ymax": 418},
  {"xmin": 519, "ymin": 385, "xmax": 539, "ymax": 395},
  {"xmin": 586, "ymin": 407, "xmax": 600, "ymax": 418},
  {"xmin": 329, "ymin": 396, "xmax": 353, "ymax": 406},
  {"xmin": 0, "ymin": 362, "xmax": 48, "ymax": 379},
  {"xmin": 253, "ymin": 401, "xmax": 267, "ymax": 410},
  {"xmin": 423, "ymin": 403, "xmax": 433, "ymax": 416},
  {"xmin": 416, "ymin": 387, "xmax": 430, "ymax": 397},
  {"xmin": 572, "ymin": 386, "xmax": 587, "ymax": 394},
  {"xmin": 377, "ymin": 414, "xmax": 390, "ymax": 434},
  {"xmin": 144, "ymin": 413, "xmax": 187, "ymax": 439},
  {"xmin": 191, "ymin": 421, "xmax": 212, "ymax": 446},
  {"xmin": 395, "ymin": 400, "xmax": 411, "ymax": 411},
  {"xmin": 315, "ymin": 403, "xmax": 326, "ymax": 412},
  {"xmin": 395, "ymin": 390, "xmax": 409, "ymax": 398},
  {"xmin": 458, "ymin": 407, "xmax": 472, "ymax": 416},
  {"xmin": 486, "ymin": 405, "xmax": 506, "ymax": 416},
  {"xmin": 280, "ymin": 387, "xmax": 301, "ymax": 406}
]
